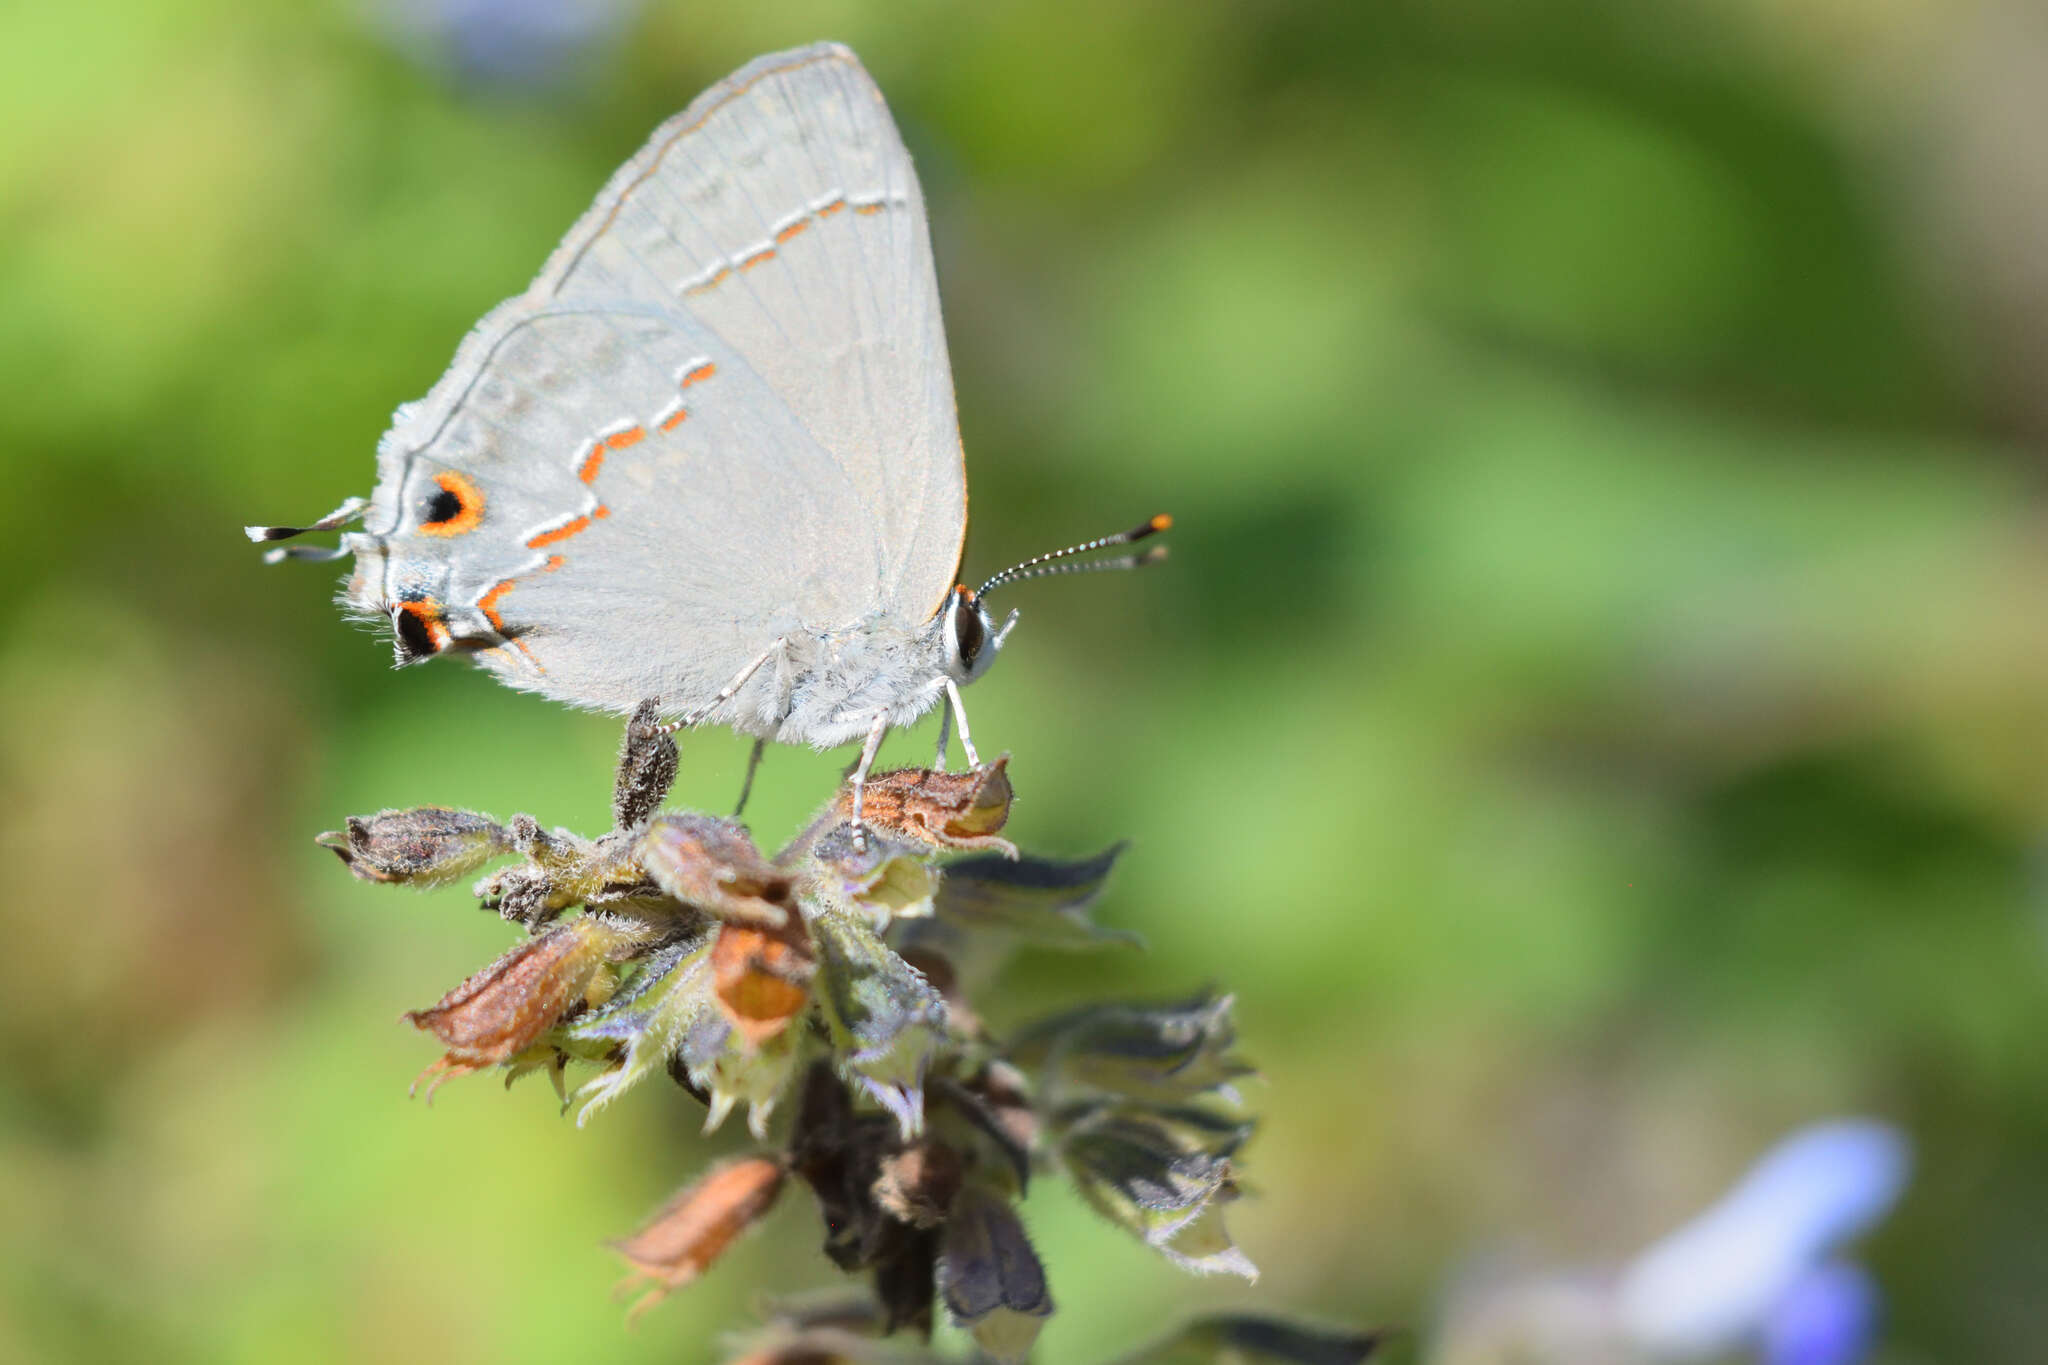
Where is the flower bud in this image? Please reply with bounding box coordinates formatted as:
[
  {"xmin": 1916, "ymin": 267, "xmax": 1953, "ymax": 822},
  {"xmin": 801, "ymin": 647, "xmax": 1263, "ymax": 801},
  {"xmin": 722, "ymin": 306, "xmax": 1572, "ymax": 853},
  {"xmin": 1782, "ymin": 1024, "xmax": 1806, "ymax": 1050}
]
[
  {"xmin": 809, "ymin": 908, "xmax": 948, "ymax": 1137},
  {"xmin": 612, "ymin": 698, "xmax": 679, "ymax": 830},
  {"xmin": 1008, "ymin": 990, "xmax": 1252, "ymax": 1107},
  {"xmin": 1058, "ymin": 1109, "xmax": 1258, "ymax": 1280},
  {"xmin": 938, "ymin": 1182, "xmax": 1052, "ymax": 1363},
  {"xmin": 317, "ymin": 806, "xmax": 509, "ymax": 886},
  {"xmin": 933, "ymin": 844, "xmax": 1138, "ymax": 948}
]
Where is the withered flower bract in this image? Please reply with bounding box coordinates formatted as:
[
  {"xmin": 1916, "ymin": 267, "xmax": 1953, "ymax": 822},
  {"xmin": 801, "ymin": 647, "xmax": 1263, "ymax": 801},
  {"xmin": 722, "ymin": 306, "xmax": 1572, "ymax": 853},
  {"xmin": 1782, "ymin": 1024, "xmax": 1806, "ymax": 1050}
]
[
  {"xmin": 404, "ymin": 913, "xmax": 651, "ymax": 1098},
  {"xmin": 611, "ymin": 1155, "xmax": 787, "ymax": 1319},
  {"xmin": 640, "ymin": 812, "xmax": 796, "ymax": 928},
  {"xmin": 834, "ymin": 759, "xmax": 1017, "ymax": 853},
  {"xmin": 319, "ymin": 706, "xmax": 1372, "ymax": 1357},
  {"xmin": 712, "ymin": 913, "xmax": 817, "ymax": 1046}
]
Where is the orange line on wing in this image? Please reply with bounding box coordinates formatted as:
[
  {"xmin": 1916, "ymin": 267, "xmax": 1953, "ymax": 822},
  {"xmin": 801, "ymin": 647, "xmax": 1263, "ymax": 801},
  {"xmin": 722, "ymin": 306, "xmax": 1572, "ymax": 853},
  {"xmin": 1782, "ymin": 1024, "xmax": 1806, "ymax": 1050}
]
[
  {"xmin": 606, "ymin": 425, "xmax": 646, "ymax": 452},
  {"xmin": 775, "ymin": 219, "xmax": 809, "ymax": 243},
  {"xmin": 659, "ymin": 406, "xmax": 688, "ymax": 432},
  {"xmin": 854, "ymin": 201, "xmax": 887, "ymax": 216},
  {"xmin": 576, "ymin": 443, "xmax": 605, "ymax": 484},
  {"xmin": 543, "ymin": 554, "xmax": 566, "ymax": 572},
  {"xmin": 817, "ymin": 198, "xmax": 846, "ymax": 216},
  {"xmin": 685, "ymin": 266, "xmax": 732, "ymax": 296},
  {"xmin": 528, "ymin": 516, "xmax": 590, "ymax": 549},
  {"xmin": 477, "ymin": 580, "xmax": 517, "ymax": 632},
  {"xmin": 739, "ymin": 246, "xmax": 775, "ymax": 271},
  {"xmin": 550, "ymin": 48, "xmax": 859, "ymax": 297},
  {"xmin": 593, "ymin": 504, "xmax": 611, "ymax": 519}
]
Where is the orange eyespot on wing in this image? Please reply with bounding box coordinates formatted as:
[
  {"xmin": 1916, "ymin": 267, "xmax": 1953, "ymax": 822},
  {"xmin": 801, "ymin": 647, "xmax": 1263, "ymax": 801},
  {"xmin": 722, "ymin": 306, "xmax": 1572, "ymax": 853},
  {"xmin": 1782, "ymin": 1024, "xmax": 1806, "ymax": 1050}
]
[{"xmin": 419, "ymin": 471, "xmax": 485, "ymax": 537}]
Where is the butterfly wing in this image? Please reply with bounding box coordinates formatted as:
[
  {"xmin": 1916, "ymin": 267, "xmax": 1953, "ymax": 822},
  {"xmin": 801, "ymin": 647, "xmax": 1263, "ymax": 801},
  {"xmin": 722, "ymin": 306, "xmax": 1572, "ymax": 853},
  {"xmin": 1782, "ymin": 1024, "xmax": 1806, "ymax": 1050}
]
[
  {"xmin": 346, "ymin": 44, "xmax": 966, "ymax": 717},
  {"xmin": 543, "ymin": 43, "xmax": 967, "ymax": 623}
]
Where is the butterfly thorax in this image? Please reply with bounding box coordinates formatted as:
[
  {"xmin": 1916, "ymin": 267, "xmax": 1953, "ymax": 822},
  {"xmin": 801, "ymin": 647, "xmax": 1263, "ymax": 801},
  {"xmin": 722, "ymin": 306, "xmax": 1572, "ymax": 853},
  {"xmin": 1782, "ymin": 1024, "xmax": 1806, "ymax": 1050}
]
[{"xmin": 746, "ymin": 613, "xmax": 951, "ymax": 750}]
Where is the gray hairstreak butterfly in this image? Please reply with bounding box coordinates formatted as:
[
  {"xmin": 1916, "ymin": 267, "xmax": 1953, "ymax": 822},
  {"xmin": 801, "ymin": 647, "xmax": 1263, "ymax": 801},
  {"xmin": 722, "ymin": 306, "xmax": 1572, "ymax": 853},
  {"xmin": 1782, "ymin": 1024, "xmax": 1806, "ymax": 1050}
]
[{"xmin": 249, "ymin": 42, "xmax": 1168, "ymax": 828}]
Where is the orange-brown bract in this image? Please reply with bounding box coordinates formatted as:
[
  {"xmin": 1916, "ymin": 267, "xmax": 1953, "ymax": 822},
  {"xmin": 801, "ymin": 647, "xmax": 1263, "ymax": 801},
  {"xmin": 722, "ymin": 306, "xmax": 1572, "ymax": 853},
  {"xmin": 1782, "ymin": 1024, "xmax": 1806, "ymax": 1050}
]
[
  {"xmin": 611, "ymin": 1156, "xmax": 788, "ymax": 1318},
  {"xmin": 712, "ymin": 914, "xmax": 816, "ymax": 1047},
  {"xmin": 833, "ymin": 758, "xmax": 1015, "ymax": 853},
  {"xmin": 404, "ymin": 916, "xmax": 643, "ymax": 1098}
]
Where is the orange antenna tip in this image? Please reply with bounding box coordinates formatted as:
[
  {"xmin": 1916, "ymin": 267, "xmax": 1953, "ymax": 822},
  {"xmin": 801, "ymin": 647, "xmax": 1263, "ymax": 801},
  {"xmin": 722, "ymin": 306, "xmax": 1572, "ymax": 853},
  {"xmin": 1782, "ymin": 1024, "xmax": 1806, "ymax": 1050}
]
[{"xmin": 1150, "ymin": 513, "xmax": 1173, "ymax": 532}]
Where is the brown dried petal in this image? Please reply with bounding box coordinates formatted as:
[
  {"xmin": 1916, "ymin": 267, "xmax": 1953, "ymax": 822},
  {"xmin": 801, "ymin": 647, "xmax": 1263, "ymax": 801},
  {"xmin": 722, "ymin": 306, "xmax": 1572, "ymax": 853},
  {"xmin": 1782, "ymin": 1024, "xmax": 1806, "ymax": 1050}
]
[
  {"xmin": 639, "ymin": 813, "xmax": 794, "ymax": 926},
  {"xmin": 404, "ymin": 916, "xmax": 623, "ymax": 1095},
  {"xmin": 712, "ymin": 914, "xmax": 817, "ymax": 1047},
  {"xmin": 316, "ymin": 806, "xmax": 510, "ymax": 886},
  {"xmin": 835, "ymin": 759, "xmax": 1015, "ymax": 851},
  {"xmin": 612, "ymin": 1155, "xmax": 786, "ymax": 1317},
  {"xmin": 871, "ymin": 1140, "xmax": 965, "ymax": 1230}
]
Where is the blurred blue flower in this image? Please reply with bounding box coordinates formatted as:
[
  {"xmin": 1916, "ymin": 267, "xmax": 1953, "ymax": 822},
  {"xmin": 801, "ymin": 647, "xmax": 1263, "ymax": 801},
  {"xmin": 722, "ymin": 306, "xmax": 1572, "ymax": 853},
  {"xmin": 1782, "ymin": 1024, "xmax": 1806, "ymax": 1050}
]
[
  {"xmin": 1615, "ymin": 1119, "xmax": 1910, "ymax": 1362},
  {"xmin": 1431, "ymin": 1119, "xmax": 1910, "ymax": 1365},
  {"xmin": 1761, "ymin": 1262, "xmax": 1880, "ymax": 1365},
  {"xmin": 365, "ymin": 0, "xmax": 641, "ymax": 90}
]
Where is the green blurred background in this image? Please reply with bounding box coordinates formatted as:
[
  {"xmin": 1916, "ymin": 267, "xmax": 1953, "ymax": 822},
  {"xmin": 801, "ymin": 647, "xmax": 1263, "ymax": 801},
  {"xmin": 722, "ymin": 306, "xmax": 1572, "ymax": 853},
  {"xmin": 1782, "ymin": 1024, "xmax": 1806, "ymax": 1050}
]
[{"xmin": 5, "ymin": 0, "xmax": 2046, "ymax": 1360}]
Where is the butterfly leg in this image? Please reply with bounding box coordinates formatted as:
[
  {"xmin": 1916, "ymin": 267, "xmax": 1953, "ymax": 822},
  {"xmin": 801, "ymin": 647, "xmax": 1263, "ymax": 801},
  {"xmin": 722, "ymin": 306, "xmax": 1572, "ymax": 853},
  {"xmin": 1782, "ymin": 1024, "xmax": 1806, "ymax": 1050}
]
[
  {"xmin": 732, "ymin": 737, "xmax": 767, "ymax": 819},
  {"xmin": 943, "ymin": 678, "xmax": 981, "ymax": 768},
  {"xmin": 848, "ymin": 708, "xmax": 890, "ymax": 853},
  {"xmin": 932, "ymin": 693, "xmax": 953, "ymax": 769},
  {"xmin": 661, "ymin": 638, "xmax": 786, "ymax": 734}
]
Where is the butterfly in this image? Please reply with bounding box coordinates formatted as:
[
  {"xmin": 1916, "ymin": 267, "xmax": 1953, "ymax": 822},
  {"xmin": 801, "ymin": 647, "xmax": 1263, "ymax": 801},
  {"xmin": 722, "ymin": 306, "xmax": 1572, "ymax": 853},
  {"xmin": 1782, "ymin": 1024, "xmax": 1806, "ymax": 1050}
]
[{"xmin": 250, "ymin": 43, "xmax": 1166, "ymax": 823}]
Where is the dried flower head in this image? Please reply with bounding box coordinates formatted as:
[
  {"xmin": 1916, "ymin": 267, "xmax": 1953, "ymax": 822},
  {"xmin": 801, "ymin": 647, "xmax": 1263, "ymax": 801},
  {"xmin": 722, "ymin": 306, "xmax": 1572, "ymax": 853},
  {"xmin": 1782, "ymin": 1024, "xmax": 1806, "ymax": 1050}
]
[{"xmin": 319, "ymin": 705, "xmax": 1372, "ymax": 1360}]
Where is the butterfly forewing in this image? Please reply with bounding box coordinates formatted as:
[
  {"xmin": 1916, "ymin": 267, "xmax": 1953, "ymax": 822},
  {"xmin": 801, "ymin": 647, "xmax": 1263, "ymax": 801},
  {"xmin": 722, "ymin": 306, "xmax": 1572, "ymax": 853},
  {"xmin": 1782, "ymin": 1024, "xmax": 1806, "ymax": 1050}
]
[{"xmin": 533, "ymin": 43, "xmax": 966, "ymax": 624}]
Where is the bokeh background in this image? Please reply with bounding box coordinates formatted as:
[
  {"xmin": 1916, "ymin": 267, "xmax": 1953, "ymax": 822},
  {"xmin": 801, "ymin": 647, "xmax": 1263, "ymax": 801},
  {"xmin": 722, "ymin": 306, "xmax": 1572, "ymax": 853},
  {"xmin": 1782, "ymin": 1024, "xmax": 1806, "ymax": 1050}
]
[{"xmin": 5, "ymin": 0, "xmax": 2047, "ymax": 1361}]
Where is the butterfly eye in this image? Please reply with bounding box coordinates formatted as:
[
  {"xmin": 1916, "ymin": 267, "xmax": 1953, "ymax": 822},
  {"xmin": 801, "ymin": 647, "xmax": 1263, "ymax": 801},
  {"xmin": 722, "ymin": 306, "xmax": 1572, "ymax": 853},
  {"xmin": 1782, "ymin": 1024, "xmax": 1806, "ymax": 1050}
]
[{"xmin": 954, "ymin": 592, "xmax": 987, "ymax": 666}]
